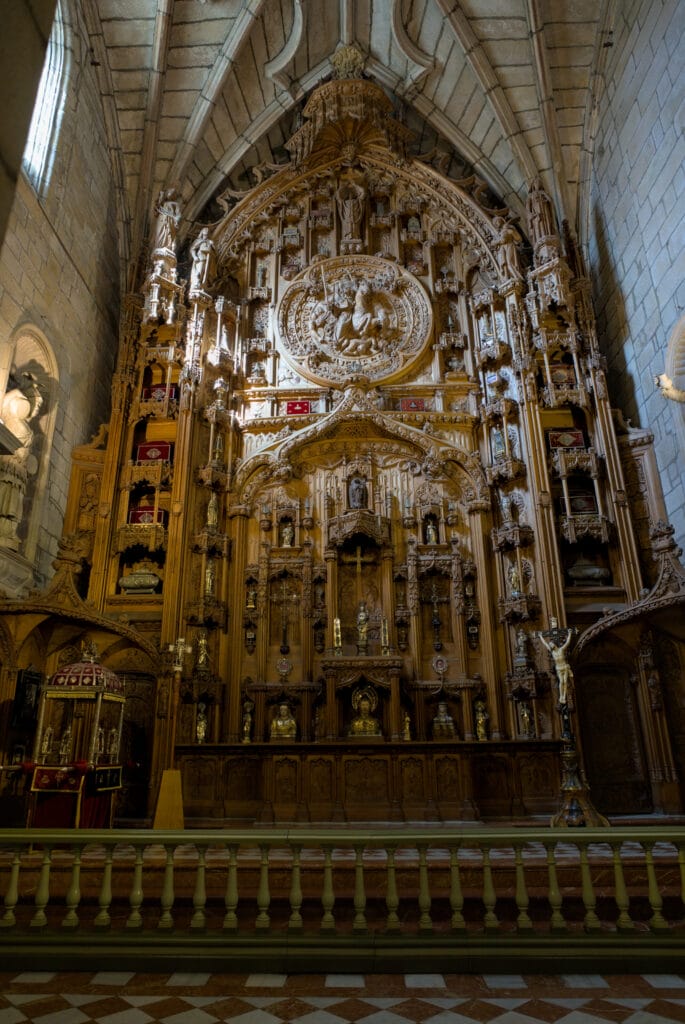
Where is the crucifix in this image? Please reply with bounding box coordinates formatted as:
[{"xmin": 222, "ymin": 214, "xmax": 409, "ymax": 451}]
[{"xmin": 271, "ymin": 575, "xmax": 298, "ymax": 654}]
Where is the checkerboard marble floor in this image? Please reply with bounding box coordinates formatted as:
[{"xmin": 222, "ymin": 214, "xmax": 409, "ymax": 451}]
[{"xmin": 2, "ymin": 971, "xmax": 685, "ymax": 1023}]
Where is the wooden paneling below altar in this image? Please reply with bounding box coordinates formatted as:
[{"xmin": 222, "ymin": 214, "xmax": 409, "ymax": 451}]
[{"xmin": 176, "ymin": 742, "xmax": 561, "ymax": 825}]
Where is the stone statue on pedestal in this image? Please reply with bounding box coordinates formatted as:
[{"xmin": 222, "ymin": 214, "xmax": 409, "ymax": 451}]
[
  {"xmin": 152, "ymin": 188, "xmax": 181, "ymax": 254},
  {"xmin": 189, "ymin": 227, "xmax": 216, "ymax": 292}
]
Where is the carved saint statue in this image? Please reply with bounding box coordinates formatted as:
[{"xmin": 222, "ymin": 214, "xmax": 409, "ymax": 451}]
[
  {"xmin": 526, "ymin": 177, "xmax": 557, "ymax": 249},
  {"xmin": 432, "ymin": 701, "xmax": 456, "ymax": 739},
  {"xmin": 356, "ymin": 601, "xmax": 370, "ymax": 646},
  {"xmin": 206, "ymin": 492, "xmax": 219, "ymax": 530},
  {"xmin": 508, "ymin": 564, "xmax": 522, "ymax": 596},
  {"xmin": 336, "ymin": 179, "xmax": 366, "ymax": 239},
  {"xmin": 108, "ymin": 727, "xmax": 119, "ymax": 760},
  {"xmin": 196, "ymin": 631, "xmax": 210, "ymax": 669},
  {"xmin": 348, "ymin": 687, "xmax": 381, "ymax": 737},
  {"xmin": 281, "ymin": 521, "xmax": 294, "ymax": 547},
  {"xmin": 242, "ymin": 700, "xmax": 253, "ymax": 743},
  {"xmin": 425, "ymin": 520, "xmax": 438, "ymax": 544},
  {"xmin": 0, "ymin": 373, "xmax": 44, "ymax": 549},
  {"xmin": 152, "ymin": 188, "xmax": 181, "ymax": 253},
  {"xmin": 519, "ymin": 702, "xmax": 532, "ymax": 737},
  {"xmin": 348, "ymin": 475, "xmax": 367, "ymax": 509},
  {"xmin": 189, "ymin": 227, "xmax": 216, "ymax": 292},
  {"xmin": 492, "ymin": 216, "xmax": 523, "ymax": 280},
  {"xmin": 270, "ymin": 702, "xmax": 297, "ymax": 740},
  {"xmin": 204, "ymin": 558, "xmax": 216, "ymax": 598},
  {"xmin": 196, "ymin": 703, "xmax": 208, "ymax": 743},
  {"xmin": 59, "ymin": 726, "xmax": 72, "ymax": 764},
  {"xmin": 474, "ymin": 700, "xmax": 489, "ymax": 741}
]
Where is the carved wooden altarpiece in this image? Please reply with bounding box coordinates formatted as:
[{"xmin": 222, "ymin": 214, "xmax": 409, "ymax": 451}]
[{"xmin": 2, "ymin": 70, "xmax": 684, "ymax": 826}]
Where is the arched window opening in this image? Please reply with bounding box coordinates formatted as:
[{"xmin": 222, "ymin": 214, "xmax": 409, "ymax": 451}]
[{"xmin": 22, "ymin": 0, "xmax": 68, "ymax": 194}]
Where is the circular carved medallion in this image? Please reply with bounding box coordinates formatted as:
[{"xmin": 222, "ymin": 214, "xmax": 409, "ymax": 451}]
[{"xmin": 276, "ymin": 255, "xmax": 433, "ymax": 386}]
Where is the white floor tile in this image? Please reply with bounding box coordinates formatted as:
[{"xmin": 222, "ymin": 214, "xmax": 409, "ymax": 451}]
[
  {"xmin": 483, "ymin": 976, "xmax": 527, "ymax": 989},
  {"xmin": 562, "ymin": 975, "xmax": 610, "ymax": 988},
  {"xmin": 404, "ymin": 973, "xmax": 446, "ymax": 988},
  {"xmin": 159, "ymin": 1009, "xmax": 219, "ymax": 1024},
  {"xmin": 166, "ymin": 973, "xmax": 211, "ymax": 987},
  {"xmin": 244, "ymin": 974, "xmax": 288, "ymax": 988},
  {"xmin": 91, "ymin": 971, "xmax": 136, "ymax": 986},
  {"xmin": 325, "ymin": 974, "xmax": 365, "ymax": 987},
  {"xmin": 642, "ymin": 976, "xmax": 685, "ymax": 989},
  {"xmin": 0, "ymin": 1008, "xmax": 28, "ymax": 1024},
  {"xmin": 9, "ymin": 974, "xmax": 55, "ymax": 984}
]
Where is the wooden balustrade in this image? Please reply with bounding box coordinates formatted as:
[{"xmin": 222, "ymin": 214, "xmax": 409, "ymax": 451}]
[{"xmin": 0, "ymin": 826, "xmax": 684, "ymax": 972}]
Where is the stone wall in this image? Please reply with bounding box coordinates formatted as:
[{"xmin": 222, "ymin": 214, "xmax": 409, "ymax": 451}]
[
  {"xmin": 0, "ymin": 3, "xmax": 120, "ymax": 587},
  {"xmin": 589, "ymin": 0, "xmax": 685, "ymax": 550}
]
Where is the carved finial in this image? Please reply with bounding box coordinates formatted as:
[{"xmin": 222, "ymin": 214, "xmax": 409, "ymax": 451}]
[
  {"xmin": 331, "ymin": 44, "xmax": 366, "ymax": 79},
  {"xmin": 81, "ymin": 638, "xmax": 98, "ymax": 663}
]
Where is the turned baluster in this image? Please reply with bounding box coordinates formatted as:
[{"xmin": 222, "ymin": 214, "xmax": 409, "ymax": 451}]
[
  {"xmin": 417, "ymin": 845, "xmax": 432, "ymax": 932},
  {"xmin": 321, "ymin": 847, "xmax": 335, "ymax": 931},
  {"xmin": 579, "ymin": 844, "xmax": 600, "ymax": 931},
  {"xmin": 514, "ymin": 843, "xmax": 532, "ymax": 931},
  {"xmin": 385, "ymin": 846, "xmax": 400, "ymax": 931},
  {"xmin": 191, "ymin": 846, "xmax": 207, "ymax": 929},
  {"xmin": 289, "ymin": 844, "xmax": 303, "ymax": 930},
  {"xmin": 62, "ymin": 846, "xmax": 82, "ymax": 928},
  {"xmin": 353, "ymin": 845, "xmax": 367, "ymax": 932},
  {"xmin": 611, "ymin": 842, "xmax": 633, "ymax": 931},
  {"xmin": 677, "ymin": 842, "xmax": 685, "ymax": 907},
  {"xmin": 30, "ymin": 846, "xmax": 52, "ymax": 928},
  {"xmin": 256, "ymin": 844, "xmax": 271, "ymax": 930},
  {"xmin": 1, "ymin": 848, "xmax": 21, "ymax": 929},
  {"xmin": 481, "ymin": 845, "xmax": 498, "ymax": 931},
  {"xmin": 643, "ymin": 842, "xmax": 668, "ymax": 931},
  {"xmin": 449, "ymin": 845, "xmax": 465, "ymax": 931},
  {"xmin": 544, "ymin": 842, "xmax": 565, "ymax": 932},
  {"xmin": 158, "ymin": 844, "xmax": 175, "ymax": 929},
  {"xmin": 223, "ymin": 844, "xmax": 239, "ymax": 930},
  {"xmin": 126, "ymin": 846, "xmax": 144, "ymax": 929},
  {"xmin": 94, "ymin": 846, "xmax": 113, "ymax": 929}
]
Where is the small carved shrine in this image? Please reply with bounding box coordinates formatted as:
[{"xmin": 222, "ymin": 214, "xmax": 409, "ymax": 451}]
[
  {"xmin": 27, "ymin": 646, "xmax": 125, "ymax": 827},
  {"xmin": 2, "ymin": 68, "xmax": 684, "ymax": 826}
]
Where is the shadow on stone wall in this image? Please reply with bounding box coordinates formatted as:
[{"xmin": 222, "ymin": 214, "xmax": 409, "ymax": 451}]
[{"xmin": 591, "ymin": 204, "xmax": 639, "ymax": 427}]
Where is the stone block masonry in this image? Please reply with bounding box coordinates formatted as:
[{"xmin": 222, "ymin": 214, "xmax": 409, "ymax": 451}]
[{"xmin": 589, "ymin": 0, "xmax": 685, "ymax": 552}]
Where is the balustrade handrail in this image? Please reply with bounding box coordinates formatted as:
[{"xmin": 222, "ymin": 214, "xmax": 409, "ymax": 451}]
[{"xmin": 1, "ymin": 824, "xmax": 684, "ymax": 974}]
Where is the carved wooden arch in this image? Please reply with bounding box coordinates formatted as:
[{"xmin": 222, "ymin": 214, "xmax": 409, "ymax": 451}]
[
  {"xmin": 209, "ymin": 82, "xmax": 519, "ymax": 285},
  {"xmin": 0, "ymin": 605, "xmax": 159, "ymax": 672},
  {"xmin": 331, "ymin": 665, "xmax": 401, "ymax": 692},
  {"xmin": 233, "ymin": 389, "xmax": 489, "ymax": 508},
  {"xmin": 0, "ymin": 616, "xmax": 16, "ymax": 667}
]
